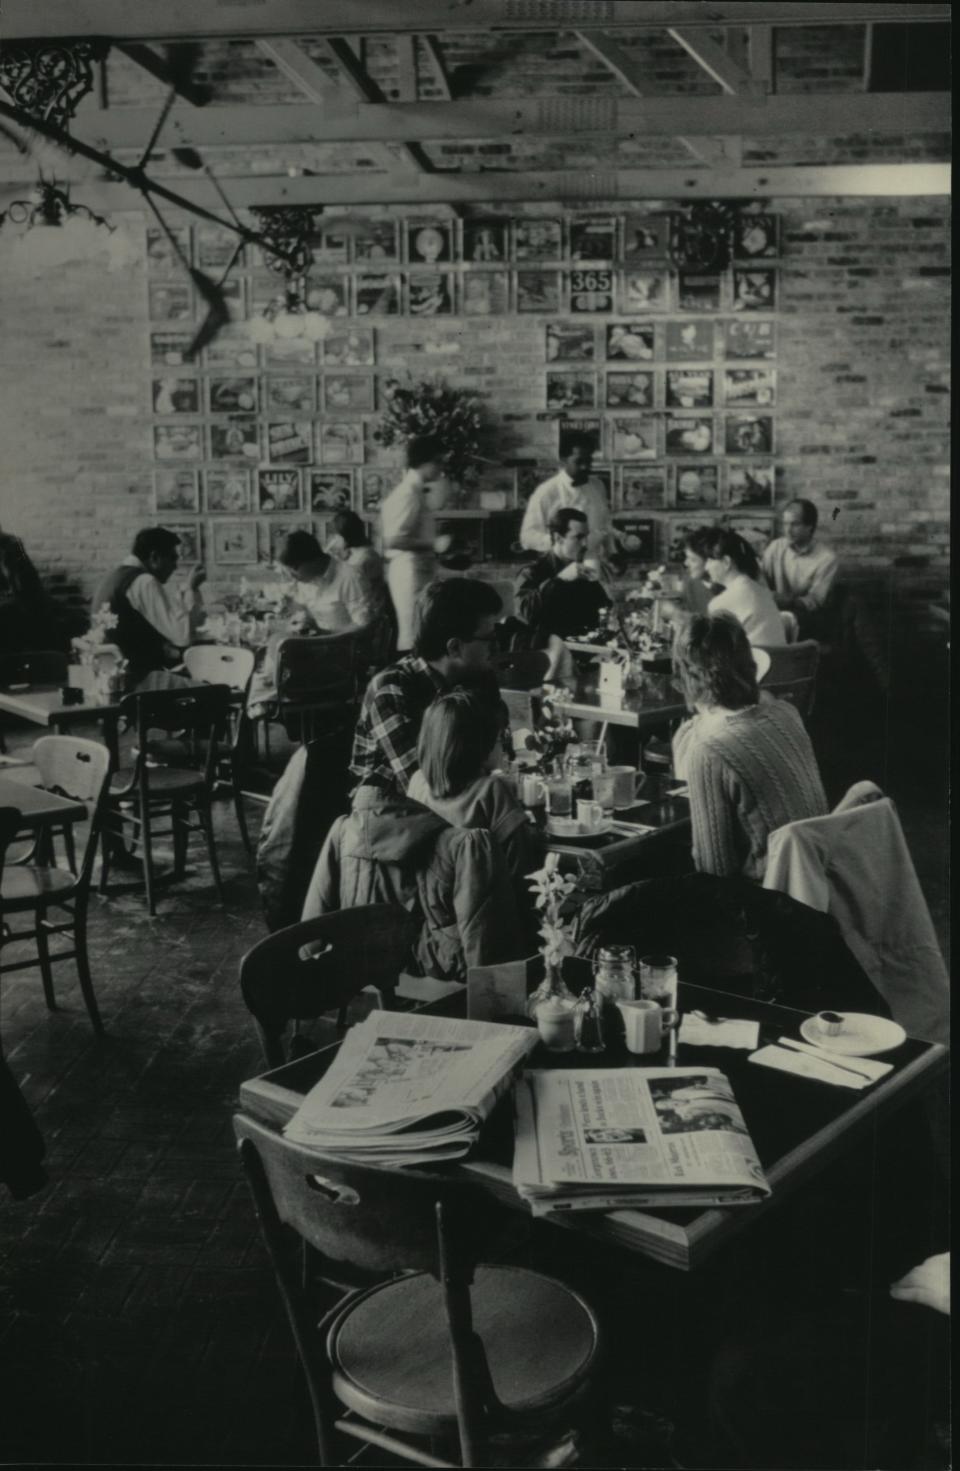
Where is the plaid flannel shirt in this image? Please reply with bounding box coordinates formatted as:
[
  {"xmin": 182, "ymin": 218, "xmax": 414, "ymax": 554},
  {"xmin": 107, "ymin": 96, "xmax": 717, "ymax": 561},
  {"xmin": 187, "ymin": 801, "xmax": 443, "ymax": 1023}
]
[{"xmin": 350, "ymin": 654, "xmax": 448, "ymax": 796}]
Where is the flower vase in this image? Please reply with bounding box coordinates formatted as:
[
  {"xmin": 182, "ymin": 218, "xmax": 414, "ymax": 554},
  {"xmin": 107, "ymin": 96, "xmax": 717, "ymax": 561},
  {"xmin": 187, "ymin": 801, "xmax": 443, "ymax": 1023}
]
[{"xmin": 528, "ymin": 964, "xmax": 577, "ymax": 1052}]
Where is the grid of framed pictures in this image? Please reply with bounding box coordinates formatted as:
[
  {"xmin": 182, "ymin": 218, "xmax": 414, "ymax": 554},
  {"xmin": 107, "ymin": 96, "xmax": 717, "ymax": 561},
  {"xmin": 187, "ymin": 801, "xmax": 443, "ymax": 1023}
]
[{"xmin": 147, "ymin": 209, "xmax": 781, "ymax": 564}]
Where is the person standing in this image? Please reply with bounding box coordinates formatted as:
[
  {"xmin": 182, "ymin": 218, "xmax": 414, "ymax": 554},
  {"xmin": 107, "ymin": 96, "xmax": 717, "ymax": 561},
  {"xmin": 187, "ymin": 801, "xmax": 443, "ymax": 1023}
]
[
  {"xmin": 703, "ymin": 528, "xmax": 785, "ymax": 647},
  {"xmin": 762, "ymin": 498, "xmax": 840, "ymax": 639},
  {"xmin": 381, "ymin": 435, "xmax": 447, "ymax": 653},
  {"xmin": 520, "ymin": 432, "xmax": 618, "ymax": 561},
  {"xmin": 93, "ymin": 526, "xmax": 206, "ymax": 684}
]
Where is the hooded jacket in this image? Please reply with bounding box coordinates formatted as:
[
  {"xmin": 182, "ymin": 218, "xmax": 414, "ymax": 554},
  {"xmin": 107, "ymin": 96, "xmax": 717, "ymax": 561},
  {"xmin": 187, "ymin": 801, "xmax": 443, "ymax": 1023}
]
[{"xmin": 302, "ymin": 791, "xmax": 524, "ymax": 982}]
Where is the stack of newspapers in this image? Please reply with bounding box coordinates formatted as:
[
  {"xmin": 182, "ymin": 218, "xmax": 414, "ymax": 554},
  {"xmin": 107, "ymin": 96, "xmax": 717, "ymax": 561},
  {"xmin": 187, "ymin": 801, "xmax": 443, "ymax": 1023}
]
[
  {"xmin": 513, "ymin": 1067, "xmax": 771, "ymax": 1215},
  {"xmin": 284, "ymin": 1010, "xmax": 538, "ymax": 1166}
]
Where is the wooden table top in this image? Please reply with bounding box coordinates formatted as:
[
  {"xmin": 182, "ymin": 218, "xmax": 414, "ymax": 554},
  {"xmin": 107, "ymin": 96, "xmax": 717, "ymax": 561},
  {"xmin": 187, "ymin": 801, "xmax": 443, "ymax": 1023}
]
[
  {"xmin": 238, "ymin": 982, "xmax": 946, "ymax": 1272},
  {"xmin": 0, "ymin": 773, "xmax": 87, "ymax": 830}
]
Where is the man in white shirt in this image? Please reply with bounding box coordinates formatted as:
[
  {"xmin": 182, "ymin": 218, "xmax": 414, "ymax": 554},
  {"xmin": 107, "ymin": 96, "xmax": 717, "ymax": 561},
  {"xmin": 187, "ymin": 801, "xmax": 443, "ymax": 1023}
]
[
  {"xmin": 762, "ymin": 499, "xmax": 840, "ymax": 639},
  {"xmin": 277, "ymin": 530, "xmax": 377, "ymax": 633},
  {"xmin": 93, "ymin": 526, "xmax": 206, "ymax": 683},
  {"xmin": 520, "ymin": 432, "xmax": 618, "ymax": 561}
]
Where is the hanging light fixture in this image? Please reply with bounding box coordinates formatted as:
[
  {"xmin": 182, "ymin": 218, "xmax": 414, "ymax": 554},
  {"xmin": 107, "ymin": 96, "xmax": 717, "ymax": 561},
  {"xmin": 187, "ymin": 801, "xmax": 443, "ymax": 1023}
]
[
  {"xmin": 0, "ymin": 174, "xmax": 138, "ymax": 272},
  {"xmin": 247, "ymin": 206, "xmax": 332, "ymax": 345}
]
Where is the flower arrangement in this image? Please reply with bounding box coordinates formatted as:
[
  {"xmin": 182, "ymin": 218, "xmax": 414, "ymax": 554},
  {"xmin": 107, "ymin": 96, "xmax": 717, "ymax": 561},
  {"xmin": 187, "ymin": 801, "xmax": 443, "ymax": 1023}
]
[
  {"xmin": 515, "ymin": 695, "xmax": 577, "ymax": 772},
  {"xmin": 528, "ymin": 854, "xmax": 580, "ymax": 973},
  {"xmin": 72, "ymin": 604, "xmax": 119, "ymax": 661},
  {"xmin": 373, "ymin": 374, "xmax": 487, "ymax": 483}
]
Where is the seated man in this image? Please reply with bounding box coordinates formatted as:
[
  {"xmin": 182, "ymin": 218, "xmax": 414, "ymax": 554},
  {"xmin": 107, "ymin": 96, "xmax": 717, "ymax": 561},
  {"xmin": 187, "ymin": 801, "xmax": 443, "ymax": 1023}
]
[
  {"xmin": 350, "ymin": 576, "xmax": 503, "ymax": 801},
  {"xmin": 93, "ymin": 526, "xmax": 206, "ymax": 684},
  {"xmin": 515, "ymin": 507, "xmax": 611, "ymax": 673},
  {"xmin": 761, "ymin": 498, "xmax": 839, "ymax": 640},
  {"xmin": 520, "ymin": 431, "xmax": 620, "ymax": 562},
  {"xmin": 277, "ymin": 529, "xmax": 377, "ymax": 634}
]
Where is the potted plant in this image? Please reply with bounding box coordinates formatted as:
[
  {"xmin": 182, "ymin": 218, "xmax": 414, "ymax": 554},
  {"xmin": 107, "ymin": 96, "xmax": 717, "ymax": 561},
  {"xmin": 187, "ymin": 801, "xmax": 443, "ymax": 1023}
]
[{"xmin": 373, "ymin": 374, "xmax": 488, "ymax": 494}]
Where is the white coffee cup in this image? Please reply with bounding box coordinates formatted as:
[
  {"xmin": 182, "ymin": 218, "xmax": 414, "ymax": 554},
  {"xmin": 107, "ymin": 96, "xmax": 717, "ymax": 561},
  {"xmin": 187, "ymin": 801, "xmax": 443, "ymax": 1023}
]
[
  {"xmin": 607, "ymin": 765, "xmax": 641, "ymax": 810},
  {"xmin": 576, "ymin": 799, "xmax": 604, "ymax": 831},
  {"xmin": 617, "ymin": 999, "xmax": 663, "ymax": 1054}
]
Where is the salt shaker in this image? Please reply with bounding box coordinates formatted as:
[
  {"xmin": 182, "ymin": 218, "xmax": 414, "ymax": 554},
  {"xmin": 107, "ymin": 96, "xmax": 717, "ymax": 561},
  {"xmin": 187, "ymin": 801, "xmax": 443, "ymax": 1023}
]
[{"xmin": 575, "ymin": 987, "xmax": 606, "ymax": 1053}]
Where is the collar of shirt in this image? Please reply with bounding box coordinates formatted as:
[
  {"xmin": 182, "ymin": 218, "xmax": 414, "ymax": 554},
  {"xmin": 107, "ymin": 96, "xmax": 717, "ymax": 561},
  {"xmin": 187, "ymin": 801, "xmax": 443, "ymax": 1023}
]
[
  {"xmin": 121, "ymin": 555, "xmax": 146, "ymax": 571},
  {"xmin": 787, "ymin": 538, "xmax": 819, "ymax": 558}
]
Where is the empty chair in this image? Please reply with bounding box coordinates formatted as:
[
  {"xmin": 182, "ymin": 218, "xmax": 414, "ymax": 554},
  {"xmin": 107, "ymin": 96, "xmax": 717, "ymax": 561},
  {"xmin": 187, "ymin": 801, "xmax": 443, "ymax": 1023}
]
[
  {"xmin": 755, "ymin": 639, "xmax": 821, "ymax": 721},
  {"xmin": 234, "ymin": 1111, "xmax": 602, "ymax": 1468},
  {"xmin": 239, "ymin": 907, "xmax": 419, "ymax": 1069},
  {"xmin": 181, "ymin": 645, "xmax": 257, "ymax": 853},
  {"xmin": 100, "ymin": 684, "xmax": 231, "ymax": 916},
  {"xmin": 275, "ymin": 632, "xmax": 362, "ymax": 743},
  {"xmin": 0, "ymin": 737, "xmax": 111, "ymax": 1033}
]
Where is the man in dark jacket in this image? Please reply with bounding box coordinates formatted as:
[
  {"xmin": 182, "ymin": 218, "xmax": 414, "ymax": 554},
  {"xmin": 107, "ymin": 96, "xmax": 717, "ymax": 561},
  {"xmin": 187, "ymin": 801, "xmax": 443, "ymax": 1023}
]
[
  {"xmin": 93, "ymin": 527, "xmax": 207, "ymax": 683},
  {"xmin": 514, "ymin": 506, "xmax": 611, "ymax": 650}
]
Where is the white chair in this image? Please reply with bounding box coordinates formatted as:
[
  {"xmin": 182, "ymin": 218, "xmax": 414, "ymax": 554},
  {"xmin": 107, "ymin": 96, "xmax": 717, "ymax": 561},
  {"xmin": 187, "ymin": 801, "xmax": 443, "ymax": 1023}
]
[{"xmin": 183, "ymin": 644, "xmax": 255, "ymax": 692}]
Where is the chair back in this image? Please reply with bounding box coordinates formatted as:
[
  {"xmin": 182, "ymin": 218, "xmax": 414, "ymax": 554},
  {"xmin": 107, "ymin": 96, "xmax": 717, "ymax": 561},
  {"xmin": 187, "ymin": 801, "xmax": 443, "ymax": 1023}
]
[
  {"xmin": 0, "ymin": 650, "xmax": 68, "ymax": 688},
  {"xmin": 183, "ymin": 644, "xmax": 255, "ymax": 692},
  {"xmin": 122, "ymin": 683, "xmax": 232, "ymax": 788},
  {"xmin": 239, "ymin": 907, "xmax": 419, "ymax": 1068},
  {"xmin": 492, "ymin": 647, "xmax": 550, "ymax": 692},
  {"xmin": 31, "ymin": 735, "xmax": 112, "ymax": 883},
  {"xmin": 275, "ymin": 633, "xmax": 361, "ymax": 742},
  {"xmin": 756, "ymin": 639, "xmax": 820, "ymax": 720}
]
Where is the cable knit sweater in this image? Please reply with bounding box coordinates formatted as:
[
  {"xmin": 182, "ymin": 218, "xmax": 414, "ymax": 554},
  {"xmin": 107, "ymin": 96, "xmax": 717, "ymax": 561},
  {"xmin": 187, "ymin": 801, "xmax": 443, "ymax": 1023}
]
[{"xmin": 672, "ymin": 697, "xmax": 827, "ymax": 882}]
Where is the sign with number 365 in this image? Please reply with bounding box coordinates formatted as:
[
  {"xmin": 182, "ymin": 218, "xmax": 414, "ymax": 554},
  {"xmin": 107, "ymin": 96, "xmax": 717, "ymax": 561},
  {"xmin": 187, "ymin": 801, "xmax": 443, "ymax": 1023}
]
[{"xmin": 570, "ymin": 269, "xmax": 613, "ymax": 314}]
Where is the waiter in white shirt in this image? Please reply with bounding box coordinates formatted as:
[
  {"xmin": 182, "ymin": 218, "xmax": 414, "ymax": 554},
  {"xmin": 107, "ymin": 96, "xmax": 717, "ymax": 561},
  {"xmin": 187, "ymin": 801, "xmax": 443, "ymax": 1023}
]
[
  {"xmin": 761, "ymin": 498, "xmax": 840, "ymax": 639},
  {"xmin": 92, "ymin": 526, "xmax": 206, "ymax": 684},
  {"xmin": 380, "ymin": 434, "xmax": 449, "ymax": 652},
  {"xmin": 520, "ymin": 431, "xmax": 619, "ymax": 563}
]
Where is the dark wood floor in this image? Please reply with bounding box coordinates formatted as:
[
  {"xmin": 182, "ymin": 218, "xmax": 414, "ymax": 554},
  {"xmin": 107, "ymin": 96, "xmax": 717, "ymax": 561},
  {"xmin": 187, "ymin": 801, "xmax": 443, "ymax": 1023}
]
[{"xmin": 0, "ymin": 668, "xmax": 949, "ymax": 1467}]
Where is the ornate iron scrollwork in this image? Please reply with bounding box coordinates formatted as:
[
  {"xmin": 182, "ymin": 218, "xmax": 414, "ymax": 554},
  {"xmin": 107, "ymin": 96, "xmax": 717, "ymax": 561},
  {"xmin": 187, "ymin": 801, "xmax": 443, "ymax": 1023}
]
[
  {"xmin": 250, "ymin": 206, "xmax": 319, "ymax": 280},
  {"xmin": 668, "ymin": 202, "xmax": 736, "ymax": 273},
  {"xmin": 0, "ymin": 39, "xmax": 109, "ymax": 129}
]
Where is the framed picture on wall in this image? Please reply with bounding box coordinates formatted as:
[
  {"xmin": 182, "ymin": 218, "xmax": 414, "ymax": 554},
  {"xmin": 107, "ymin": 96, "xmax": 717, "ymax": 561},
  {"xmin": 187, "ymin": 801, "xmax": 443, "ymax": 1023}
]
[
  {"xmin": 513, "ymin": 218, "xmax": 563, "ymax": 262},
  {"xmin": 605, "ymin": 370, "xmax": 654, "ymax": 409},
  {"xmin": 262, "ymin": 519, "xmax": 313, "ymax": 564},
  {"xmin": 148, "ymin": 282, "xmax": 194, "ymax": 322},
  {"xmin": 405, "ymin": 220, "xmax": 455, "ymax": 265},
  {"xmin": 665, "ymin": 321, "xmax": 715, "ymax": 362},
  {"xmin": 406, "ymin": 273, "xmax": 455, "ymax": 316},
  {"xmin": 673, "ymin": 462, "xmax": 720, "ymax": 509},
  {"xmin": 150, "ymin": 331, "xmax": 195, "ymax": 367},
  {"xmin": 621, "ymin": 215, "xmax": 669, "ymax": 262},
  {"xmin": 725, "ymin": 463, "xmax": 775, "ymax": 508},
  {"xmin": 463, "ymin": 220, "xmax": 509, "ymax": 264},
  {"xmin": 360, "ymin": 467, "xmax": 391, "ymax": 511},
  {"xmin": 558, "ymin": 417, "xmax": 601, "ymax": 455},
  {"xmin": 613, "ymin": 517, "xmax": 656, "ymax": 562},
  {"xmin": 211, "ymin": 520, "xmax": 258, "ymax": 565},
  {"xmin": 309, "ymin": 469, "xmax": 354, "ymax": 511},
  {"xmin": 146, "ymin": 225, "xmax": 191, "ymax": 272},
  {"xmin": 620, "ymin": 270, "xmax": 669, "ymax": 314},
  {"xmin": 569, "ymin": 216, "xmax": 617, "ymax": 262},
  {"xmin": 208, "ymin": 376, "xmax": 258, "ymax": 414},
  {"xmin": 665, "ymin": 517, "xmax": 714, "ymax": 564},
  {"xmin": 209, "ymin": 417, "xmax": 260, "ymax": 461},
  {"xmin": 153, "ymin": 425, "xmax": 202, "ymax": 460},
  {"xmin": 460, "ymin": 270, "xmax": 510, "ymax": 316},
  {"xmin": 265, "ymin": 420, "xmax": 313, "ymax": 465},
  {"xmin": 725, "ymin": 413, "xmax": 775, "ymax": 455},
  {"xmin": 354, "ymin": 274, "xmax": 401, "ymax": 316},
  {"xmin": 196, "ymin": 224, "xmax": 242, "ymax": 270},
  {"xmin": 266, "ymin": 376, "xmax": 315, "ymax": 414},
  {"xmin": 323, "ymin": 374, "xmax": 375, "ymax": 412},
  {"xmin": 152, "ymin": 377, "xmax": 200, "ymax": 415},
  {"xmin": 665, "ymin": 369, "xmax": 714, "ymax": 410},
  {"xmin": 607, "ymin": 415, "xmax": 657, "ymax": 461},
  {"xmin": 319, "ymin": 420, "xmax": 365, "ymax": 464},
  {"xmin": 665, "ymin": 413, "xmax": 715, "ymax": 456},
  {"xmin": 304, "ymin": 276, "xmax": 349, "ymax": 317},
  {"xmin": 732, "ymin": 268, "xmax": 777, "ymax": 312},
  {"xmin": 153, "ymin": 468, "xmax": 199, "ymax": 513},
  {"xmin": 546, "ymin": 322, "xmax": 595, "ymax": 362},
  {"xmin": 677, "ymin": 273, "xmax": 723, "ymax": 313},
  {"xmin": 164, "ymin": 522, "xmax": 202, "ymax": 564},
  {"xmin": 724, "ymin": 319, "xmax": 776, "ymax": 360},
  {"xmin": 606, "ymin": 323, "xmax": 655, "ymax": 361},
  {"xmin": 204, "ymin": 467, "xmax": 251, "ymax": 514},
  {"xmin": 723, "ymin": 367, "xmax": 776, "ymax": 407},
  {"xmin": 516, "ymin": 270, "xmax": 562, "ymax": 314},
  {"xmin": 618, "ymin": 467, "xmax": 667, "ymax": 510},
  {"xmin": 262, "ymin": 337, "xmax": 315, "ymax": 367},
  {"xmin": 352, "ymin": 219, "xmax": 400, "ymax": 264},
  {"xmin": 323, "ymin": 328, "xmax": 376, "ymax": 367},
  {"xmin": 309, "ymin": 227, "xmax": 350, "ymax": 267},
  {"xmin": 591, "ymin": 465, "xmax": 613, "ymax": 500},
  {"xmin": 257, "ymin": 468, "xmax": 302, "ymax": 513},
  {"xmin": 734, "ymin": 213, "xmax": 779, "ymax": 259},
  {"xmin": 725, "ymin": 514, "xmax": 777, "ymax": 556},
  {"xmin": 203, "ymin": 327, "xmax": 259, "ymax": 369},
  {"xmin": 569, "ymin": 268, "xmax": 614, "ymax": 314},
  {"xmin": 546, "ymin": 370, "xmax": 596, "ymax": 411}
]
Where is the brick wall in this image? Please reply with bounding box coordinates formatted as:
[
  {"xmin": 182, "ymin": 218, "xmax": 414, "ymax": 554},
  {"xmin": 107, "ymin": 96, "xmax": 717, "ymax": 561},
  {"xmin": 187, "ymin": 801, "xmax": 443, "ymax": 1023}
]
[{"xmin": 0, "ymin": 195, "xmax": 949, "ymax": 618}]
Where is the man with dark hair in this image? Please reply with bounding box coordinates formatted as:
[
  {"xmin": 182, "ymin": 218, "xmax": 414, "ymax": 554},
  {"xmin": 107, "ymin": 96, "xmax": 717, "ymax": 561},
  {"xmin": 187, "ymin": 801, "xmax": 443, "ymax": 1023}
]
[
  {"xmin": 92, "ymin": 526, "xmax": 206, "ymax": 682},
  {"xmin": 762, "ymin": 498, "xmax": 840, "ymax": 637},
  {"xmin": 381, "ymin": 434, "xmax": 450, "ymax": 652},
  {"xmin": 350, "ymin": 576, "xmax": 503, "ymax": 799},
  {"xmin": 519, "ymin": 432, "xmax": 617, "ymax": 559},
  {"xmin": 515, "ymin": 507, "xmax": 611, "ymax": 653},
  {"xmin": 277, "ymin": 529, "xmax": 376, "ymax": 632}
]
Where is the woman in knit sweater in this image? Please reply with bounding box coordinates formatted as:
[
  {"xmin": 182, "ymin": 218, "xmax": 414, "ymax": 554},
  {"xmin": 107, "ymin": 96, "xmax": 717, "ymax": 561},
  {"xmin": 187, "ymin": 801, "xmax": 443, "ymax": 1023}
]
[
  {"xmin": 671, "ymin": 613, "xmax": 827, "ymax": 881},
  {"xmin": 703, "ymin": 528, "xmax": 785, "ymax": 648}
]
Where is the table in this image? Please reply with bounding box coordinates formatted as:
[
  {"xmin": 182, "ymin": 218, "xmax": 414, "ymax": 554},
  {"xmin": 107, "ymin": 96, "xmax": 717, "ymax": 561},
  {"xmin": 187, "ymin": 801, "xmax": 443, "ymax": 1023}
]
[
  {"xmin": 0, "ymin": 772, "xmax": 87, "ymax": 836},
  {"xmin": 545, "ymin": 793, "xmax": 692, "ymax": 891},
  {"xmin": 239, "ymin": 983, "xmax": 946, "ymax": 1272},
  {"xmin": 551, "ymin": 666, "xmax": 687, "ymax": 732}
]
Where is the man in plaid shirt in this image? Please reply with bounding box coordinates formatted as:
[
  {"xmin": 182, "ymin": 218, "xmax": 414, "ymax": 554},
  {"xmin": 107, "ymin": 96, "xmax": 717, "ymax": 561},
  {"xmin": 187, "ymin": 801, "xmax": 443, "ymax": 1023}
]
[{"xmin": 351, "ymin": 577, "xmax": 503, "ymax": 799}]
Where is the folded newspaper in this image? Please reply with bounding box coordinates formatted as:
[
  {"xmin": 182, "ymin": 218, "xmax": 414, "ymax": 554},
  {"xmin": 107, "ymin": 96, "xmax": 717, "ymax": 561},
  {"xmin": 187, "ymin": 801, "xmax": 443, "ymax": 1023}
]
[
  {"xmin": 284, "ymin": 1010, "xmax": 539, "ymax": 1166},
  {"xmin": 514, "ymin": 1067, "xmax": 771, "ymax": 1215}
]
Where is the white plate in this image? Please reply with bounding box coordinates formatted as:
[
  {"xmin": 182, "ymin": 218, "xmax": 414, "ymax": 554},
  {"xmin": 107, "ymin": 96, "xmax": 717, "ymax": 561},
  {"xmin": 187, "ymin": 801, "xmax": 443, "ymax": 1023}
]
[
  {"xmin": 546, "ymin": 816, "xmax": 612, "ymax": 840},
  {"xmin": 799, "ymin": 1012, "xmax": 907, "ymax": 1057}
]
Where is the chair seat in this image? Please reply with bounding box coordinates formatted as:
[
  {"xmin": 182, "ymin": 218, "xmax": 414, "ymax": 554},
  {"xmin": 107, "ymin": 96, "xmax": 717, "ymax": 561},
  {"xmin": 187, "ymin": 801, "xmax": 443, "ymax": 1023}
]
[
  {"xmin": 329, "ymin": 1266, "xmax": 599, "ymax": 1434},
  {"xmin": 2, "ymin": 864, "xmax": 77, "ymax": 908},
  {"xmin": 109, "ymin": 767, "xmax": 205, "ymax": 798}
]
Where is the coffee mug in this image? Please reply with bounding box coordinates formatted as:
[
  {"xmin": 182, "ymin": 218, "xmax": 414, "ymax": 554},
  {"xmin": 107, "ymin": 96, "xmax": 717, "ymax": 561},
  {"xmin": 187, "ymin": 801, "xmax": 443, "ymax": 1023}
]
[
  {"xmin": 520, "ymin": 773, "xmax": 547, "ymax": 808},
  {"xmin": 617, "ymin": 999, "xmax": 662, "ymax": 1055},
  {"xmin": 606, "ymin": 765, "xmax": 642, "ymax": 810},
  {"xmin": 576, "ymin": 799, "xmax": 604, "ymax": 831}
]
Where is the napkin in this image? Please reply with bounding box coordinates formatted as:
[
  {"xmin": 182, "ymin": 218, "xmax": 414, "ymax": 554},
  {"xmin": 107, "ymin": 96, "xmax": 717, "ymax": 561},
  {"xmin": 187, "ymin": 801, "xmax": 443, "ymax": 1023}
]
[
  {"xmin": 679, "ymin": 1013, "xmax": 760, "ymax": 1050},
  {"xmin": 749, "ymin": 1043, "xmax": 892, "ymax": 1090},
  {"xmin": 666, "ymin": 784, "xmax": 690, "ymax": 799}
]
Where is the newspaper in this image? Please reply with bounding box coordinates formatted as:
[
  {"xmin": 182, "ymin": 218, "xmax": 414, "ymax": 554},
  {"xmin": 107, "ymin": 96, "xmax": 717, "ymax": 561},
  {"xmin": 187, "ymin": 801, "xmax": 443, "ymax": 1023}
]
[
  {"xmin": 513, "ymin": 1067, "xmax": 771, "ymax": 1215},
  {"xmin": 284, "ymin": 1010, "xmax": 538, "ymax": 1165}
]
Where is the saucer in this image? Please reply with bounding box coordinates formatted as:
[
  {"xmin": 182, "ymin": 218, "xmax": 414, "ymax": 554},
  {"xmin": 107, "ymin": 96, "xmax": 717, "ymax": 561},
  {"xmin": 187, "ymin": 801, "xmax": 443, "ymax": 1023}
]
[
  {"xmin": 799, "ymin": 1012, "xmax": 907, "ymax": 1057},
  {"xmin": 546, "ymin": 816, "xmax": 612, "ymax": 840}
]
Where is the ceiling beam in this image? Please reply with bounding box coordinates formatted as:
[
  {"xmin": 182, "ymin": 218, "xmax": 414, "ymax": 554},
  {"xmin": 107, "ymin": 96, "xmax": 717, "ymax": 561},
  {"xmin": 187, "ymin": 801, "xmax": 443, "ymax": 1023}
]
[
  {"xmin": 0, "ymin": 2, "xmax": 950, "ymax": 40},
  {"xmin": 52, "ymin": 92, "xmax": 951, "ymax": 151},
  {"xmin": 1, "ymin": 164, "xmax": 946, "ymax": 211},
  {"xmin": 749, "ymin": 25, "xmax": 774, "ymax": 88},
  {"xmin": 113, "ymin": 43, "xmax": 212, "ymax": 107},
  {"xmin": 666, "ymin": 26, "xmax": 763, "ymax": 95},
  {"xmin": 421, "ymin": 36, "xmax": 454, "ymax": 101},
  {"xmin": 253, "ymin": 38, "xmax": 338, "ymax": 107},
  {"xmin": 323, "ymin": 37, "xmax": 437, "ymax": 176}
]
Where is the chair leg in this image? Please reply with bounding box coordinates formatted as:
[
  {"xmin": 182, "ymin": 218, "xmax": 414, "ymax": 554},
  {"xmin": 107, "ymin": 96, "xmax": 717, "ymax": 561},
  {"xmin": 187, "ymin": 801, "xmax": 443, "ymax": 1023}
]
[
  {"xmin": 197, "ymin": 798, "xmax": 224, "ymax": 901},
  {"xmin": 172, "ymin": 801, "xmax": 189, "ymax": 881},
  {"xmin": 99, "ymin": 811, "xmax": 113, "ymax": 894},
  {"xmin": 62, "ymin": 823, "xmax": 78, "ymax": 877},
  {"xmin": 72, "ymin": 896, "xmax": 104, "ymax": 1035},
  {"xmin": 36, "ymin": 911, "xmax": 57, "ymax": 1012},
  {"xmin": 139, "ymin": 795, "xmax": 158, "ymax": 917}
]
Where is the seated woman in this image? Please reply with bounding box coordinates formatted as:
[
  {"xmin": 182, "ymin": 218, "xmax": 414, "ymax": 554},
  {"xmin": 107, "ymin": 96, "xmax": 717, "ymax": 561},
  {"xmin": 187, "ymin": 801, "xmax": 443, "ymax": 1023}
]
[
  {"xmin": 671, "ymin": 613, "xmax": 827, "ymax": 881},
  {"xmin": 326, "ymin": 510, "xmax": 387, "ymax": 605},
  {"xmin": 277, "ymin": 529, "xmax": 376, "ymax": 634},
  {"xmin": 408, "ymin": 684, "xmax": 544, "ymax": 886},
  {"xmin": 702, "ymin": 528, "xmax": 785, "ymax": 647}
]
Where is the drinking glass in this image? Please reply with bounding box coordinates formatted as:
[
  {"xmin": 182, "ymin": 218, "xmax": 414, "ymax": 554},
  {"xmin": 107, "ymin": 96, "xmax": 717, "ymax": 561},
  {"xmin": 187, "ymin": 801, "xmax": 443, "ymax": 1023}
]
[
  {"xmin": 545, "ymin": 775, "xmax": 572, "ymax": 818},
  {"xmin": 607, "ymin": 765, "xmax": 641, "ymax": 810},
  {"xmin": 639, "ymin": 954, "xmax": 680, "ymax": 1054},
  {"xmin": 592, "ymin": 771, "xmax": 617, "ymax": 814}
]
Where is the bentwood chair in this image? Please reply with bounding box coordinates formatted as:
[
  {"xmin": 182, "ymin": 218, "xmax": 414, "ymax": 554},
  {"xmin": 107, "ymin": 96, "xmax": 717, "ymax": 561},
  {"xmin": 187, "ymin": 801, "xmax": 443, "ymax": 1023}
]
[
  {"xmin": 275, "ymin": 633, "xmax": 362, "ymax": 743},
  {"xmin": 234, "ymin": 1112, "xmax": 603, "ymax": 1468},
  {"xmin": 755, "ymin": 639, "xmax": 821, "ymax": 722},
  {"xmin": 239, "ymin": 907, "xmax": 419, "ymax": 1069},
  {"xmin": 0, "ymin": 737, "xmax": 111, "ymax": 1033},
  {"xmin": 181, "ymin": 645, "xmax": 257, "ymax": 853},
  {"xmin": 100, "ymin": 684, "xmax": 230, "ymax": 915}
]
